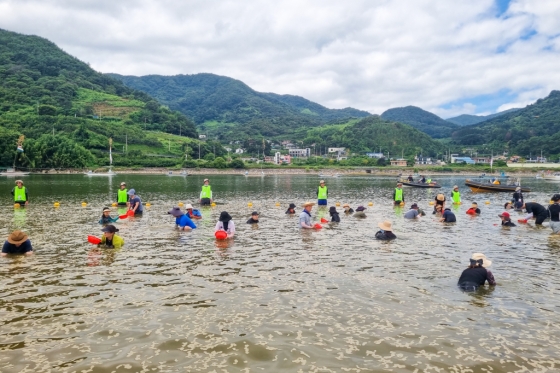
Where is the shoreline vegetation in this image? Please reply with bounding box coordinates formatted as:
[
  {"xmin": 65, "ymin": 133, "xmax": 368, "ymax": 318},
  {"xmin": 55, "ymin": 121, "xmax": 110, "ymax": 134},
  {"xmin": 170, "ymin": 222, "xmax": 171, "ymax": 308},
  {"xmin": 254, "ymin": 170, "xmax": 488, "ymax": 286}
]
[{"xmin": 20, "ymin": 165, "xmax": 550, "ymax": 176}]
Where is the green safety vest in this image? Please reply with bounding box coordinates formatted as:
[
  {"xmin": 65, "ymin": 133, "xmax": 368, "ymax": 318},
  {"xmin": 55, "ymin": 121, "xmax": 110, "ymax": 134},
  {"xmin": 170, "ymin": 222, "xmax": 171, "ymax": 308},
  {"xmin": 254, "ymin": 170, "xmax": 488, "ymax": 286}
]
[
  {"xmin": 394, "ymin": 188, "xmax": 403, "ymax": 201},
  {"xmin": 452, "ymin": 190, "xmax": 461, "ymax": 203},
  {"xmin": 118, "ymin": 188, "xmax": 128, "ymax": 203},
  {"xmin": 427, "ymin": 179, "xmax": 432, "ymax": 183},
  {"xmin": 201, "ymin": 185, "xmax": 212, "ymax": 199},
  {"xmin": 318, "ymin": 186, "xmax": 328, "ymax": 200},
  {"xmin": 14, "ymin": 186, "xmax": 26, "ymax": 201}
]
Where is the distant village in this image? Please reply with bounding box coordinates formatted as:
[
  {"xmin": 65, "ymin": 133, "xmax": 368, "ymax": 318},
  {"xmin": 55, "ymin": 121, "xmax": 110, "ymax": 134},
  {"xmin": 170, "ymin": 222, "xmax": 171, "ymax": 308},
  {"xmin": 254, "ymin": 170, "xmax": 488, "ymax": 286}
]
[{"xmin": 201, "ymin": 135, "xmax": 545, "ymax": 166}]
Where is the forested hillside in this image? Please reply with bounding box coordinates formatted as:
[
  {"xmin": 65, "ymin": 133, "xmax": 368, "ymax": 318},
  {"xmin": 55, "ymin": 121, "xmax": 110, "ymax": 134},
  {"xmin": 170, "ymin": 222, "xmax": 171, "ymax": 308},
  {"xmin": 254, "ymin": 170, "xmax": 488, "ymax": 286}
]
[
  {"xmin": 0, "ymin": 28, "xmax": 200, "ymax": 169},
  {"xmin": 295, "ymin": 116, "xmax": 443, "ymax": 157},
  {"xmin": 446, "ymin": 108, "xmax": 520, "ymax": 126},
  {"xmin": 109, "ymin": 73, "xmax": 370, "ymax": 140},
  {"xmin": 451, "ymin": 90, "xmax": 560, "ymax": 156},
  {"xmin": 380, "ymin": 106, "xmax": 459, "ymax": 138}
]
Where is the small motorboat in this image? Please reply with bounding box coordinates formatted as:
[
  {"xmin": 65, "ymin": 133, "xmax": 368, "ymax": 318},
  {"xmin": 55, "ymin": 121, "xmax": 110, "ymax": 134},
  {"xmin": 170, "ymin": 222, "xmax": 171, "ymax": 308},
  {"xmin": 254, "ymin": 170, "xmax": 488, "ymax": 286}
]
[
  {"xmin": 85, "ymin": 169, "xmax": 116, "ymax": 176},
  {"xmin": 543, "ymin": 173, "xmax": 560, "ymax": 181},
  {"xmin": 167, "ymin": 171, "xmax": 188, "ymax": 176},
  {"xmin": 465, "ymin": 179, "xmax": 530, "ymax": 192},
  {"xmin": 401, "ymin": 181, "xmax": 441, "ymax": 188}
]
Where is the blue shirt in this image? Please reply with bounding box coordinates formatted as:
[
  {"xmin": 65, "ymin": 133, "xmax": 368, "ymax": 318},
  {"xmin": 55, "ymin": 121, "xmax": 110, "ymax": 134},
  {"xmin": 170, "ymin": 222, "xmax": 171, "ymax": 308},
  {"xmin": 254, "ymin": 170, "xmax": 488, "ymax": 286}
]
[
  {"xmin": 129, "ymin": 196, "xmax": 143, "ymax": 213},
  {"xmin": 187, "ymin": 209, "xmax": 202, "ymax": 218},
  {"xmin": 176, "ymin": 214, "xmax": 196, "ymax": 229},
  {"xmin": 442, "ymin": 210, "xmax": 456, "ymax": 222},
  {"xmin": 2, "ymin": 239, "xmax": 33, "ymax": 254}
]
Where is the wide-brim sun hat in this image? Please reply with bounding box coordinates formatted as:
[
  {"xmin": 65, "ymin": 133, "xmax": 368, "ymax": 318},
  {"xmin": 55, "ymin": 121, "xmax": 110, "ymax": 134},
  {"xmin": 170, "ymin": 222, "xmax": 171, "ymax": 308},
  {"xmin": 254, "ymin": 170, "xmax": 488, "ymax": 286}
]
[
  {"xmin": 15, "ymin": 180, "xmax": 23, "ymax": 184},
  {"xmin": 168, "ymin": 207, "xmax": 184, "ymax": 217},
  {"xmin": 219, "ymin": 211, "xmax": 232, "ymax": 222},
  {"xmin": 410, "ymin": 203, "xmax": 418, "ymax": 209},
  {"xmin": 378, "ymin": 220, "xmax": 393, "ymax": 231},
  {"xmin": 185, "ymin": 203, "xmax": 193, "ymax": 209},
  {"xmin": 356, "ymin": 206, "xmax": 366, "ymax": 211},
  {"xmin": 302, "ymin": 202, "xmax": 315, "ymax": 207},
  {"xmin": 471, "ymin": 253, "xmax": 492, "ymax": 267},
  {"xmin": 436, "ymin": 194, "xmax": 445, "ymax": 201},
  {"xmin": 127, "ymin": 188, "xmax": 136, "ymax": 195},
  {"xmin": 7, "ymin": 230, "xmax": 28, "ymax": 245},
  {"xmin": 342, "ymin": 203, "xmax": 350, "ymax": 208},
  {"xmin": 288, "ymin": 203, "xmax": 296, "ymax": 209}
]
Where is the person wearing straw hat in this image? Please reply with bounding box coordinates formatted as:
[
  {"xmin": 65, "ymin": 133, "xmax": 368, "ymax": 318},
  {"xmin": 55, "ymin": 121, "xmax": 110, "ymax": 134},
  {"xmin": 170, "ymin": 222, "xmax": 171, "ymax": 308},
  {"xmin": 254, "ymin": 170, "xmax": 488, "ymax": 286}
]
[
  {"xmin": 12, "ymin": 180, "xmax": 28, "ymax": 206},
  {"xmin": 498, "ymin": 211, "xmax": 516, "ymax": 227},
  {"xmin": 199, "ymin": 179, "xmax": 213, "ymax": 206},
  {"xmin": 512, "ymin": 187, "xmax": 524, "ymax": 210},
  {"xmin": 375, "ymin": 220, "xmax": 396, "ymax": 240},
  {"xmin": 353, "ymin": 206, "xmax": 367, "ymax": 218},
  {"xmin": 215, "ymin": 211, "xmax": 235, "ymax": 238},
  {"xmin": 547, "ymin": 194, "xmax": 560, "ymax": 234},
  {"xmin": 2, "ymin": 230, "xmax": 33, "ymax": 256},
  {"xmin": 127, "ymin": 189, "xmax": 143, "ymax": 215},
  {"xmin": 285, "ymin": 203, "xmax": 297, "ymax": 215},
  {"xmin": 466, "ymin": 202, "xmax": 481, "ymax": 215},
  {"xmin": 434, "ymin": 193, "xmax": 446, "ymax": 212},
  {"xmin": 451, "ymin": 185, "xmax": 461, "ymax": 204},
  {"xmin": 99, "ymin": 225, "xmax": 125, "ymax": 248},
  {"xmin": 99, "ymin": 207, "xmax": 119, "ymax": 225},
  {"xmin": 168, "ymin": 207, "xmax": 197, "ymax": 230},
  {"xmin": 393, "ymin": 182, "xmax": 404, "ymax": 206},
  {"xmin": 317, "ymin": 180, "xmax": 328, "ymax": 206},
  {"xmin": 299, "ymin": 202, "xmax": 315, "ymax": 229},
  {"xmin": 457, "ymin": 253, "xmax": 496, "ymax": 291},
  {"xmin": 185, "ymin": 203, "xmax": 202, "ymax": 219},
  {"xmin": 329, "ymin": 206, "xmax": 340, "ymax": 222},
  {"xmin": 342, "ymin": 203, "xmax": 354, "ymax": 214},
  {"xmin": 117, "ymin": 182, "xmax": 129, "ymax": 207}
]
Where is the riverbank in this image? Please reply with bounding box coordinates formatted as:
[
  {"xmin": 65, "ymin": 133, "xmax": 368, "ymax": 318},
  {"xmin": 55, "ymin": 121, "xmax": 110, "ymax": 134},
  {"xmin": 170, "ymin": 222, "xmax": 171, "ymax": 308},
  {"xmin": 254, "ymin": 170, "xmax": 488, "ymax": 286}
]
[{"xmin": 35, "ymin": 167, "xmax": 543, "ymax": 176}]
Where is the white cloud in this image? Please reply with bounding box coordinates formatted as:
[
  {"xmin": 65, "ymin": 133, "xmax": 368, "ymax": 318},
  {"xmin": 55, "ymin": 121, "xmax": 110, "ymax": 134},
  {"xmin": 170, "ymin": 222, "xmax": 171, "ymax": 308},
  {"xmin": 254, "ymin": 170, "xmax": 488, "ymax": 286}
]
[{"xmin": 1, "ymin": 0, "xmax": 559, "ymax": 116}]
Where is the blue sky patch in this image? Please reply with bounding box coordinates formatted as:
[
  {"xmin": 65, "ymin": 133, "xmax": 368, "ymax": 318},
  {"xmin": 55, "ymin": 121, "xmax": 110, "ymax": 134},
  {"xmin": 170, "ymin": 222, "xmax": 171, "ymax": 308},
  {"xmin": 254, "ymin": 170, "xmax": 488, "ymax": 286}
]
[
  {"xmin": 495, "ymin": 0, "xmax": 512, "ymax": 17},
  {"xmin": 440, "ymin": 89, "xmax": 518, "ymax": 117}
]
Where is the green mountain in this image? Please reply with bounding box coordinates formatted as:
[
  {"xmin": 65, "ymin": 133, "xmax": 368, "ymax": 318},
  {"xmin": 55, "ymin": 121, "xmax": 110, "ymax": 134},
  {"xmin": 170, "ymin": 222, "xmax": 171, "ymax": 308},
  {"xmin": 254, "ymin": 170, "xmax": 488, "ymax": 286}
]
[
  {"xmin": 451, "ymin": 91, "xmax": 560, "ymax": 156},
  {"xmin": 446, "ymin": 108, "xmax": 520, "ymax": 126},
  {"xmin": 380, "ymin": 106, "xmax": 459, "ymax": 138},
  {"xmin": 0, "ymin": 28, "xmax": 210, "ymax": 169},
  {"xmin": 297, "ymin": 116, "xmax": 443, "ymax": 157},
  {"xmin": 108, "ymin": 73, "xmax": 371, "ymax": 140}
]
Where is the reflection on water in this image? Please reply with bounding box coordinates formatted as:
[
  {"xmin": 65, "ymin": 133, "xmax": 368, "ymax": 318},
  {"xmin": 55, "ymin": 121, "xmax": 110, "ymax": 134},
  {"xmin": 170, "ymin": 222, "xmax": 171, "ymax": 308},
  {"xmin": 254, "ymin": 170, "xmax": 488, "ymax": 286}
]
[{"xmin": 1, "ymin": 175, "xmax": 560, "ymax": 372}]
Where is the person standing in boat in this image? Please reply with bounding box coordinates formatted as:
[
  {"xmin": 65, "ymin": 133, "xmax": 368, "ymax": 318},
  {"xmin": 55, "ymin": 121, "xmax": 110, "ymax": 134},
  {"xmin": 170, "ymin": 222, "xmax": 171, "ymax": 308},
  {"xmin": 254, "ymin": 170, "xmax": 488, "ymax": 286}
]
[
  {"xmin": 117, "ymin": 182, "xmax": 129, "ymax": 207},
  {"xmin": 512, "ymin": 187, "xmax": 524, "ymax": 210},
  {"xmin": 521, "ymin": 202, "xmax": 548, "ymax": 225},
  {"xmin": 457, "ymin": 253, "xmax": 496, "ymax": 291},
  {"xmin": 451, "ymin": 185, "xmax": 461, "ymax": 204},
  {"xmin": 393, "ymin": 183, "xmax": 404, "ymax": 206},
  {"xmin": 317, "ymin": 180, "xmax": 328, "ymax": 206},
  {"xmin": 199, "ymin": 178, "xmax": 213, "ymax": 206},
  {"xmin": 12, "ymin": 180, "xmax": 28, "ymax": 206}
]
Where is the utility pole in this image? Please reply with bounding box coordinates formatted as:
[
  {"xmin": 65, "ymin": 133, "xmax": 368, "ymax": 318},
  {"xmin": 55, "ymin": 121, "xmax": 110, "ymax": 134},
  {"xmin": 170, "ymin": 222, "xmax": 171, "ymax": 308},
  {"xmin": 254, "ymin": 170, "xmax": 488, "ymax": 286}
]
[{"xmin": 198, "ymin": 142, "xmax": 201, "ymax": 159}]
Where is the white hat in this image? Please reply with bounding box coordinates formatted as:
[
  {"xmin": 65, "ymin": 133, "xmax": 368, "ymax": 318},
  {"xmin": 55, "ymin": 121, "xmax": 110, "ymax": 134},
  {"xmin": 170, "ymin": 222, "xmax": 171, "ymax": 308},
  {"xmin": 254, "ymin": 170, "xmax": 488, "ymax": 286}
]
[
  {"xmin": 185, "ymin": 203, "xmax": 193, "ymax": 209},
  {"xmin": 320, "ymin": 180, "xmax": 325, "ymax": 183},
  {"xmin": 471, "ymin": 253, "xmax": 492, "ymax": 267}
]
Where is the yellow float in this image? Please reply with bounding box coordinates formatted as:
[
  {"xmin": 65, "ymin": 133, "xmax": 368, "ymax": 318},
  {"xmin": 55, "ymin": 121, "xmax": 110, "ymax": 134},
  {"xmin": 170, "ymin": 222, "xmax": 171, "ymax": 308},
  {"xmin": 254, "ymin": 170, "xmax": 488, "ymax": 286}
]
[
  {"xmin": 485, "ymin": 201, "xmax": 490, "ymax": 205},
  {"xmin": 335, "ymin": 202, "xmax": 340, "ymax": 206},
  {"xmin": 146, "ymin": 203, "xmax": 151, "ymax": 207},
  {"xmin": 178, "ymin": 202, "xmax": 184, "ymax": 207},
  {"xmin": 275, "ymin": 202, "xmax": 280, "ymax": 207},
  {"xmin": 429, "ymin": 201, "xmax": 435, "ymax": 205},
  {"xmin": 54, "ymin": 202, "xmax": 60, "ymax": 208},
  {"xmin": 211, "ymin": 202, "xmax": 216, "ymax": 207},
  {"xmin": 368, "ymin": 202, "xmax": 373, "ymax": 206},
  {"xmin": 81, "ymin": 202, "xmax": 87, "ymax": 207},
  {"xmin": 14, "ymin": 203, "xmax": 20, "ymax": 208},
  {"xmin": 111, "ymin": 202, "xmax": 117, "ymax": 207},
  {"xmin": 248, "ymin": 202, "xmax": 253, "ymax": 207}
]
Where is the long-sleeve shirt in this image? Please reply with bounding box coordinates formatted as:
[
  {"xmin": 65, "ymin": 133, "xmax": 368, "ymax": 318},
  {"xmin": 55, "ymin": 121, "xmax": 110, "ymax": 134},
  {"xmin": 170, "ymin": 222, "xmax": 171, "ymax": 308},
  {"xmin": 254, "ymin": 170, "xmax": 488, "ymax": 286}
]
[{"xmin": 11, "ymin": 187, "xmax": 29, "ymax": 201}]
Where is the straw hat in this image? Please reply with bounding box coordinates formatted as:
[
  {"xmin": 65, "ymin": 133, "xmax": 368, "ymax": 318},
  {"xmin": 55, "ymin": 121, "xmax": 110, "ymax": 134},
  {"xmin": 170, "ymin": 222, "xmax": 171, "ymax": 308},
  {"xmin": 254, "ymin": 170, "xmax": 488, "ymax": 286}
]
[
  {"xmin": 436, "ymin": 194, "xmax": 445, "ymax": 201},
  {"xmin": 342, "ymin": 203, "xmax": 350, "ymax": 208},
  {"xmin": 471, "ymin": 253, "xmax": 492, "ymax": 267},
  {"xmin": 7, "ymin": 230, "xmax": 28, "ymax": 245},
  {"xmin": 15, "ymin": 180, "xmax": 24, "ymax": 185},
  {"xmin": 302, "ymin": 201, "xmax": 315, "ymax": 207},
  {"xmin": 378, "ymin": 220, "xmax": 393, "ymax": 231},
  {"xmin": 320, "ymin": 180, "xmax": 325, "ymax": 184}
]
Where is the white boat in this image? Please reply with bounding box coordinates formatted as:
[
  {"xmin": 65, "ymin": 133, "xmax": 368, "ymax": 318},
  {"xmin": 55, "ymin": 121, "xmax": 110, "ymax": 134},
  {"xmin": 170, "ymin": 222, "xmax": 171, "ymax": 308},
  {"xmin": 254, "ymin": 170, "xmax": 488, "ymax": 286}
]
[
  {"xmin": 536, "ymin": 172, "xmax": 543, "ymax": 179},
  {"xmin": 543, "ymin": 173, "xmax": 560, "ymax": 181},
  {"xmin": 167, "ymin": 171, "xmax": 187, "ymax": 176},
  {"xmin": 0, "ymin": 168, "xmax": 30, "ymax": 177},
  {"xmin": 85, "ymin": 138, "xmax": 116, "ymax": 176}
]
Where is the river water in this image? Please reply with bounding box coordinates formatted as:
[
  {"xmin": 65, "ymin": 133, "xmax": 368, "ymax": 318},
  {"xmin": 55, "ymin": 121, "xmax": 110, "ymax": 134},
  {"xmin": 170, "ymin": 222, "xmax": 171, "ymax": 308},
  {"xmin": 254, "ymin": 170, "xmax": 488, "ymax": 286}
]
[{"xmin": 1, "ymin": 173, "xmax": 560, "ymax": 372}]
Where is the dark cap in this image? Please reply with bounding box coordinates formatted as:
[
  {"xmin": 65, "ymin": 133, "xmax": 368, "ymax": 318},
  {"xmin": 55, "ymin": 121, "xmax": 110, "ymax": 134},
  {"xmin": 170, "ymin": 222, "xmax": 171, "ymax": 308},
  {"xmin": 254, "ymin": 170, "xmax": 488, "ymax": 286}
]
[
  {"xmin": 251, "ymin": 211, "xmax": 259, "ymax": 216},
  {"xmin": 101, "ymin": 224, "xmax": 119, "ymax": 233},
  {"xmin": 356, "ymin": 206, "xmax": 366, "ymax": 211},
  {"xmin": 288, "ymin": 203, "xmax": 296, "ymax": 209}
]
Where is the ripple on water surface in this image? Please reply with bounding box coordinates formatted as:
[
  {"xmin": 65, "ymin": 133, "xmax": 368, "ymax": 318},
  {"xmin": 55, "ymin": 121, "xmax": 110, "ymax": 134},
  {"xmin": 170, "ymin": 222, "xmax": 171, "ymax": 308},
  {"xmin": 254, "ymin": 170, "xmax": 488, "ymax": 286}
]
[{"xmin": 1, "ymin": 174, "xmax": 560, "ymax": 372}]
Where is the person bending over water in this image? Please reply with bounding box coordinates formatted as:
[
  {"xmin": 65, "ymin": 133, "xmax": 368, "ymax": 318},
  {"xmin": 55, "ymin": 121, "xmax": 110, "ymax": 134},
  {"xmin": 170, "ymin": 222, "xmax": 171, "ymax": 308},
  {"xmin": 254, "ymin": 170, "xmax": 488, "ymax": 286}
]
[
  {"xmin": 2, "ymin": 230, "xmax": 33, "ymax": 256},
  {"xmin": 440, "ymin": 208, "xmax": 456, "ymax": 223},
  {"xmin": 216, "ymin": 211, "xmax": 235, "ymax": 238},
  {"xmin": 99, "ymin": 207, "xmax": 119, "ymax": 224},
  {"xmin": 457, "ymin": 253, "xmax": 496, "ymax": 291},
  {"xmin": 168, "ymin": 207, "xmax": 197, "ymax": 230},
  {"xmin": 521, "ymin": 202, "xmax": 548, "ymax": 225},
  {"xmin": 99, "ymin": 225, "xmax": 124, "ymax": 249},
  {"xmin": 375, "ymin": 221, "xmax": 396, "ymax": 240}
]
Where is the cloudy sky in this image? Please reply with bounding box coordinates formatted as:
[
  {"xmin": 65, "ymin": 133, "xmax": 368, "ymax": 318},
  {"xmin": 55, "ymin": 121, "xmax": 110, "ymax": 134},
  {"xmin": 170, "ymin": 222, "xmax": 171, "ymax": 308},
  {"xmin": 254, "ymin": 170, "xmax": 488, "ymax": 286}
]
[{"xmin": 1, "ymin": 0, "xmax": 559, "ymax": 117}]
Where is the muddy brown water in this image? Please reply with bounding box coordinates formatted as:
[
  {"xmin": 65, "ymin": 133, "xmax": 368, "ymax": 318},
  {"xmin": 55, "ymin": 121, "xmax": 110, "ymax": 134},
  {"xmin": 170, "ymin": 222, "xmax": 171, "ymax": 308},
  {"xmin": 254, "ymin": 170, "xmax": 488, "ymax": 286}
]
[{"xmin": 1, "ymin": 174, "xmax": 560, "ymax": 372}]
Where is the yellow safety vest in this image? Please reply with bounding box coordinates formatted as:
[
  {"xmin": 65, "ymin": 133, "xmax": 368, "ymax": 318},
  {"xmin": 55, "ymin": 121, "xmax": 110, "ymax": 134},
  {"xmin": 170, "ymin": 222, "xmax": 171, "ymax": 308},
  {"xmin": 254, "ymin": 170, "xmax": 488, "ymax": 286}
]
[
  {"xmin": 451, "ymin": 190, "xmax": 461, "ymax": 203},
  {"xmin": 14, "ymin": 186, "xmax": 26, "ymax": 201},
  {"xmin": 201, "ymin": 185, "xmax": 212, "ymax": 199},
  {"xmin": 318, "ymin": 186, "xmax": 328, "ymax": 199},
  {"xmin": 118, "ymin": 189, "xmax": 128, "ymax": 203},
  {"xmin": 394, "ymin": 188, "xmax": 403, "ymax": 201}
]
